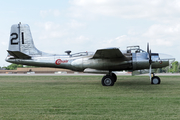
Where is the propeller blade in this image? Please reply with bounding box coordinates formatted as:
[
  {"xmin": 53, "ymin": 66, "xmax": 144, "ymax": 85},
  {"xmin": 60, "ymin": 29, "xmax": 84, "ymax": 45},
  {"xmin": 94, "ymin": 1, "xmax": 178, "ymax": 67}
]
[
  {"xmin": 147, "ymin": 43, "xmax": 152, "ymax": 81},
  {"xmin": 149, "ymin": 64, "xmax": 152, "ymax": 80},
  {"xmin": 149, "ymin": 49, "xmax": 152, "ymax": 64},
  {"xmin": 147, "ymin": 43, "xmax": 149, "ymax": 54}
]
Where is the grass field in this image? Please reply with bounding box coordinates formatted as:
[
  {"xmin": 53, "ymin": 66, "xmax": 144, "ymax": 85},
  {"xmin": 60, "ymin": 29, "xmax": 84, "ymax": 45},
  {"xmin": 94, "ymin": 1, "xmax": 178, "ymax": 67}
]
[{"xmin": 0, "ymin": 75, "xmax": 180, "ymax": 120}]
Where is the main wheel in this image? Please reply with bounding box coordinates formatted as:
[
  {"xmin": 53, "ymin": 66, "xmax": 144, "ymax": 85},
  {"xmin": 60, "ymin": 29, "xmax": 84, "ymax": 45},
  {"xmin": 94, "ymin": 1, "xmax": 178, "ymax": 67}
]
[
  {"xmin": 151, "ymin": 76, "xmax": 161, "ymax": 84},
  {"xmin": 101, "ymin": 75, "xmax": 115, "ymax": 86},
  {"xmin": 112, "ymin": 73, "xmax": 117, "ymax": 82}
]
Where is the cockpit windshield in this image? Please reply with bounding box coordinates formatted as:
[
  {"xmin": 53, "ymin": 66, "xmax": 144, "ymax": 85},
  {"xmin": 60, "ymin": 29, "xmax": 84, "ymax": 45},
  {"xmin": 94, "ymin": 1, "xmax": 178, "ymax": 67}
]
[{"xmin": 127, "ymin": 45, "xmax": 146, "ymax": 53}]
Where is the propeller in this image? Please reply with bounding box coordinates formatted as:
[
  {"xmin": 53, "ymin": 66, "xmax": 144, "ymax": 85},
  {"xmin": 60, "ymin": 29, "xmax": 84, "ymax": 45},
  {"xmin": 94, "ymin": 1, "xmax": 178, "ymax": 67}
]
[{"xmin": 147, "ymin": 43, "xmax": 152, "ymax": 80}]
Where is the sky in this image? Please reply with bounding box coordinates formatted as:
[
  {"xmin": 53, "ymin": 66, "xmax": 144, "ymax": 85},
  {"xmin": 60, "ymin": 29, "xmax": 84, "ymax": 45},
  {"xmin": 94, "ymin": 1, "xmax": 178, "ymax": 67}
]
[{"xmin": 0, "ymin": 0, "xmax": 180, "ymax": 67}]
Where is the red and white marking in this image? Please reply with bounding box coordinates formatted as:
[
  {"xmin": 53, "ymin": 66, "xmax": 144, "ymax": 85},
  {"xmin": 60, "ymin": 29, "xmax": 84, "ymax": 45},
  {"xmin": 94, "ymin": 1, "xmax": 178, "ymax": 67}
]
[
  {"xmin": 159, "ymin": 61, "xmax": 163, "ymax": 64},
  {"xmin": 55, "ymin": 59, "xmax": 68, "ymax": 65}
]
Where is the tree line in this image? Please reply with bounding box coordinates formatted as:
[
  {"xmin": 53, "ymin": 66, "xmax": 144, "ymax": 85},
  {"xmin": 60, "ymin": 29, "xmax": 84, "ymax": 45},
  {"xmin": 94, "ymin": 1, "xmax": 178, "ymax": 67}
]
[{"xmin": 0, "ymin": 64, "xmax": 36, "ymax": 70}]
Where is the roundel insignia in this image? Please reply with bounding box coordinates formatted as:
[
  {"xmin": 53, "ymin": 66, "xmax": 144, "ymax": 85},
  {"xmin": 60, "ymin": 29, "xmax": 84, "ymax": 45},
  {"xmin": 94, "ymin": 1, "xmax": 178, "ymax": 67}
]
[
  {"xmin": 55, "ymin": 59, "xmax": 68, "ymax": 65},
  {"xmin": 159, "ymin": 61, "xmax": 163, "ymax": 64}
]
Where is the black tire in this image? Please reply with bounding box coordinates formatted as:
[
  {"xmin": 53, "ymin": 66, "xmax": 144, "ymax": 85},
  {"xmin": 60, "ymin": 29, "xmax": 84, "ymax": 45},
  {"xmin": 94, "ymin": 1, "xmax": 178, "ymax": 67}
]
[
  {"xmin": 151, "ymin": 76, "xmax": 161, "ymax": 84},
  {"xmin": 112, "ymin": 73, "xmax": 117, "ymax": 82},
  {"xmin": 101, "ymin": 75, "xmax": 115, "ymax": 86}
]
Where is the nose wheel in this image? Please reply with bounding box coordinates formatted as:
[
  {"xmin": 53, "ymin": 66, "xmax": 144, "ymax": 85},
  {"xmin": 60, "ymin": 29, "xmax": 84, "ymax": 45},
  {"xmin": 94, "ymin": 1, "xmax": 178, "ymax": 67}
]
[
  {"xmin": 151, "ymin": 76, "xmax": 161, "ymax": 84},
  {"xmin": 150, "ymin": 73, "xmax": 161, "ymax": 84}
]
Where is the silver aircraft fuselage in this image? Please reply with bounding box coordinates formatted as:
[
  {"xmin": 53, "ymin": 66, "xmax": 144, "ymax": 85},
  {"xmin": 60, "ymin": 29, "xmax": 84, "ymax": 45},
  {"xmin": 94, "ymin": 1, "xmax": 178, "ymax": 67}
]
[{"xmin": 6, "ymin": 50, "xmax": 170, "ymax": 72}]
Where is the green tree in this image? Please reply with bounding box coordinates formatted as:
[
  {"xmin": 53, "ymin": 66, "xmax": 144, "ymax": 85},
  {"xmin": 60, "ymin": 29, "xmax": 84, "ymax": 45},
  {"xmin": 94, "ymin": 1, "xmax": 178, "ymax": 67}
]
[
  {"xmin": 170, "ymin": 61, "xmax": 179, "ymax": 73},
  {"xmin": 6, "ymin": 64, "xmax": 23, "ymax": 70}
]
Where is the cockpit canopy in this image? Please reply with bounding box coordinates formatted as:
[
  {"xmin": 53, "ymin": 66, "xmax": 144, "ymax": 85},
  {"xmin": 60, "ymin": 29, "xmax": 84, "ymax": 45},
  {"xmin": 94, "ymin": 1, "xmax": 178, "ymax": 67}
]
[{"xmin": 127, "ymin": 45, "xmax": 146, "ymax": 53}]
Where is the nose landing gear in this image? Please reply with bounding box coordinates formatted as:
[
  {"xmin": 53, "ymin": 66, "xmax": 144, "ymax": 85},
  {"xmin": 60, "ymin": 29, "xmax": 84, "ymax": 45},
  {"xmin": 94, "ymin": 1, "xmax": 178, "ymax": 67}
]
[{"xmin": 151, "ymin": 74, "xmax": 161, "ymax": 84}]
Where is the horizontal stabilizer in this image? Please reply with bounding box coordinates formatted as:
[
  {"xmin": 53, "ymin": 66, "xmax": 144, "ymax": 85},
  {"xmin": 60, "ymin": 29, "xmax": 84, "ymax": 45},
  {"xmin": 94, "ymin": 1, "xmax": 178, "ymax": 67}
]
[
  {"xmin": 92, "ymin": 48, "xmax": 125, "ymax": 59},
  {"xmin": 7, "ymin": 50, "xmax": 31, "ymax": 59}
]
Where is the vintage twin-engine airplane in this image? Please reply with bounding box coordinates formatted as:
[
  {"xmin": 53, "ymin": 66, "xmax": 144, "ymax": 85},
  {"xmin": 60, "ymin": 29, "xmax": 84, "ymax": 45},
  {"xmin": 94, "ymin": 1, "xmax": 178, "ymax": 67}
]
[{"xmin": 6, "ymin": 23, "xmax": 175, "ymax": 86}]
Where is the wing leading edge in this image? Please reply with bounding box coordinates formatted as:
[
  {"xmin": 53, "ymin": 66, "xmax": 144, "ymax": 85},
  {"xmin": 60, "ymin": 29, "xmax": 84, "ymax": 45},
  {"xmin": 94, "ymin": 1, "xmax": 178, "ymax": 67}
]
[{"xmin": 92, "ymin": 48, "xmax": 126, "ymax": 59}]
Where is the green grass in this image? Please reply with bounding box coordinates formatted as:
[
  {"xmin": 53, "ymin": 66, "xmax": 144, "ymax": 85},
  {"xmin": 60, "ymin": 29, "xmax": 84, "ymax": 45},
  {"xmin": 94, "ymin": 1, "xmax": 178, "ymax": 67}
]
[{"xmin": 0, "ymin": 75, "xmax": 180, "ymax": 120}]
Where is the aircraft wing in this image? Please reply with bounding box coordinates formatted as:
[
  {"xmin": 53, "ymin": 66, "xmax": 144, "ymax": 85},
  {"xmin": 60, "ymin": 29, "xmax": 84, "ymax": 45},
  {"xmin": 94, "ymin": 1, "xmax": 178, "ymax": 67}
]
[
  {"xmin": 7, "ymin": 50, "xmax": 31, "ymax": 59},
  {"xmin": 92, "ymin": 48, "xmax": 126, "ymax": 59}
]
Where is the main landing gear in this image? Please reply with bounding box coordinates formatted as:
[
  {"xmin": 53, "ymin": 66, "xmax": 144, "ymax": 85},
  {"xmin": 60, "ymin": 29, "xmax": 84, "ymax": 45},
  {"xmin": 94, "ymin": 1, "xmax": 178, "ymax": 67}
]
[
  {"xmin": 150, "ymin": 73, "xmax": 161, "ymax": 84},
  {"xmin": 101, "ymin": 72, "xmax": 161, "ymax": 86},
  {"xmin": 101, "ymin": 72, "xmax": 117, "ymax": 86}
]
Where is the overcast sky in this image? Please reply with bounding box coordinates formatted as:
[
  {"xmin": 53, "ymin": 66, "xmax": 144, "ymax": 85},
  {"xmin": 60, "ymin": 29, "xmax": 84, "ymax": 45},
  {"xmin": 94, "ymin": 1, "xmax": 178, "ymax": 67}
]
[{"xmin": 0, "ymin": 0, "xmax": 180, "ymax": 67}]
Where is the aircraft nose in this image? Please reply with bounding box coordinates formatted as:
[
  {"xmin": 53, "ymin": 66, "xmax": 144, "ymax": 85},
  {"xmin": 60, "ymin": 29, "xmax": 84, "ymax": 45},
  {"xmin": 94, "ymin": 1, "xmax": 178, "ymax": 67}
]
[{"xmin": 159, "ymin": 53, "xmax": 175, "ymax": 64}]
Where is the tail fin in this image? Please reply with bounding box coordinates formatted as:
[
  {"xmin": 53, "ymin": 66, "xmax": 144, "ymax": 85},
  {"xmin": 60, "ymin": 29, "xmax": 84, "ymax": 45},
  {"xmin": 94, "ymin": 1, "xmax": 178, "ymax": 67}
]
[{"xmin": 8, "ymin": 23, "xmax": 41, "ymax": 56}]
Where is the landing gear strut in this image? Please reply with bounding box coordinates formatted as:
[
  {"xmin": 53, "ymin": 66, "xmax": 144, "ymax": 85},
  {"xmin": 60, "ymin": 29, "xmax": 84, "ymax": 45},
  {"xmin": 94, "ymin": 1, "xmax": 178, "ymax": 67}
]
[
  {"xmin": 150, "ymin": 73, "xmax": 161, "ymax": 84},
  {"xmin": 101, "ymin": 72, "xmax": 117, "ymax": 86}
]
